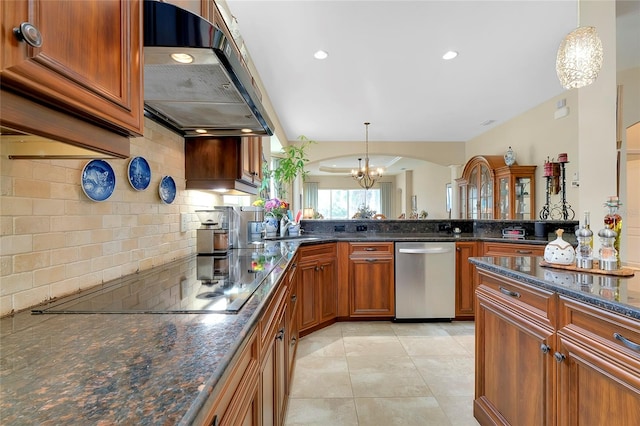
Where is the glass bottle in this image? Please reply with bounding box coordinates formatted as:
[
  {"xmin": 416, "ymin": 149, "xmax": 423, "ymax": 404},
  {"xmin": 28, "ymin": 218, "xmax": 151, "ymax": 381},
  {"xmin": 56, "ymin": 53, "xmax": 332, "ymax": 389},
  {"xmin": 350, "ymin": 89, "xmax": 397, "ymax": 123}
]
[
  {"xmin": 598, "ymin": 227, "xmax": 618, "ymax": 271},
  {"xmin": 603, "ymin": 196, "xmax": 622, "ymax": 255},
  {"xmin": 575, "ymin": 226, "xmax": 593, "ymax": 269},
  {"xmin": 583, "ymin": 211, "xmax": 593, "ymax": 249}
]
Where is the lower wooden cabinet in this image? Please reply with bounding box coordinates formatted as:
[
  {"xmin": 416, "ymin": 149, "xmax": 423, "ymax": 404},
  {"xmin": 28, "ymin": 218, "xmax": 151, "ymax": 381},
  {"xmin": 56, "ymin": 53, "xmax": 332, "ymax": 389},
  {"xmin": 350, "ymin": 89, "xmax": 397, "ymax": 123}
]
[
  {"xmin": 200, "ymin": 328, "xmax": 260, "ymax": 426},
  {"xmin": 474, "ymin": 267, "xmax": 640, "ymax": 426},
  {"xmin": 556, "ymin": 297, "xmax": 640, "ymax": 425},
  {"xmin": 297, "ymin": 244, "xmax": 337, "ymax": 334},
  {"xmin": 474, "ymin": 279, "xmax": 556, "ymax": 426},
  {"xmin": 455, "ymin": 241, "xmax": 479, "ymax": 319},
  {"xmin": 347, "ymin": 242, "xmax": 395, "ymax": 318},
  {"xmin": 260, "ymin": 307, "xmax": 287, "ymax": 426}
]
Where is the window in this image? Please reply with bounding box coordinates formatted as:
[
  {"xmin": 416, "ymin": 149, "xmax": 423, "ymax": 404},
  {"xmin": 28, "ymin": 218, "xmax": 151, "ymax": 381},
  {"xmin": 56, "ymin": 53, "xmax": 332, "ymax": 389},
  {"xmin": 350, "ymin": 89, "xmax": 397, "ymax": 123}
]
[{"xmin": 317, "ymin": 189, "xmax": 381, "ymax": 219}]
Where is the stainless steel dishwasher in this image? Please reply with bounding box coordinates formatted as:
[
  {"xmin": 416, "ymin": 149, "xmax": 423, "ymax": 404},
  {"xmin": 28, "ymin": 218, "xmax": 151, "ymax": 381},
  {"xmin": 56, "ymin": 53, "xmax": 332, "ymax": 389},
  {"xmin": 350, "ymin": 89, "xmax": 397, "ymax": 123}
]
[{"xmin": 395, "ymin": 242, "xmax": 456, "ymax": 320}]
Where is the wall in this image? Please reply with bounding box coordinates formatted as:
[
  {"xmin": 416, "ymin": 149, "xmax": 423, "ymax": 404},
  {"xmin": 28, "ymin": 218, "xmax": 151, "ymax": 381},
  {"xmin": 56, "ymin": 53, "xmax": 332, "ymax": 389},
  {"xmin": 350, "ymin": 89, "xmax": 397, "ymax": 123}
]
[{"xmin": 0, "ymin": 119, "xmax": 220, "ymax": 316}]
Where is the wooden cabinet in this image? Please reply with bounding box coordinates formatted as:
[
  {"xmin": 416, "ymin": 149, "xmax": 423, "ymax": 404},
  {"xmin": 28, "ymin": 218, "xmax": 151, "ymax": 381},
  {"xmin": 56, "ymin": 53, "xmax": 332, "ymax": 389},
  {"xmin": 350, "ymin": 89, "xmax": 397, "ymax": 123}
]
[
  {"xmin": 297, "ymin": 243, "xmax": 337, "ymax": 335},
  {"xmin": 456, "ymin": 155, "xmax": 536, "ymax": 220},
  {"xmin": 185, "ymin": 136, "xmax": 263, "ymax": 194},
  {"xmin": 347, "ymin": 242, "xmax": 395, "ymax": 318},
  {"xmin": 474, "ymin": 269, "xmax": 557, "ymax": 426},
  {"xmin": 1, "ymin": 0, "xmax": 143, "ymax": 153},
  {"xmin": 260, "ymin": 307, "xmax": 286, "ymax": 426},
  {"xmin": 455, "ymin": 241, "xmax": 479, "ymax": 319},
  {"xmin": 482, "ymin": 241, "xmax": 545, "ymax": 258},
  {"xmin": 556, "ymin": 297, "xmax": 640, "ymax": 426},
  {"xmin": 474, "ymin": 266, "xmax": 640, "ymax": 426},
  {"xmin": 200, "ymin": 328, "xmax": 259, "ymax": 426},
  {"xmin": 285, "ymin": 257, "xmax": 300, "ymax": 388}
]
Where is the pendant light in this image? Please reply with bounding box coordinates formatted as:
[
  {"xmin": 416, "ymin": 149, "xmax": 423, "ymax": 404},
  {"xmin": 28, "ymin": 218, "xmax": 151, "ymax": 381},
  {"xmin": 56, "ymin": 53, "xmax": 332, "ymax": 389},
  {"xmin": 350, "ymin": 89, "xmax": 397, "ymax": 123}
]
[
  {"xmin": 351, "ymin": 122, "xmax": 382, "ymax": 190},
  {"xmin": 556, "ymin": 26, "xmax": 603, "ymax": 89}
]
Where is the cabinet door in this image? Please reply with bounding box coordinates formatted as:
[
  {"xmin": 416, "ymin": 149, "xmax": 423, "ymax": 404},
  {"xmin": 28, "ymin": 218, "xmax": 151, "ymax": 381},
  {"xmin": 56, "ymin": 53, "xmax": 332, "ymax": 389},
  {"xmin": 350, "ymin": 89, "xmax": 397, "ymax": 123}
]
[
  {"xmin": 298, "ymin": 260, "xmax": 319, "ymax": 331},
  {"xmin": 1, "ymin": 0, "xmax": 143, "ymax": 136},
  {"xmin": 455, "ymin": 241, "xmax": 479, "ymax": 319},
  {"xmin": 260, "ymin": 309, "xmax": 286, "ymax": 426},
  {"xmin": 557, "ymin": 297, "xmax": 640, "ymax": 426},
  {"xmin": 318, "ymin": 258, "xmax": 338, "ymax": 322},
  {"xmin": 349, "ymin": 256, "xmax": 395, "ymax": 317},
  {"xmin": 475, "ymin": 286, "xmax": 556, "ymax": 426},
  {"xmin": 241, "ymin": 136, "xmax": 262, "ymax": 184}
]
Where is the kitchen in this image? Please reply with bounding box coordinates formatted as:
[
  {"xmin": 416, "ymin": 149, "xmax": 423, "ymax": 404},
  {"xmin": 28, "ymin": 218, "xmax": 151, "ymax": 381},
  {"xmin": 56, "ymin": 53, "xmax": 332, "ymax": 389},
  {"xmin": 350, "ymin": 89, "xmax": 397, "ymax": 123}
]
[{"xmin": 1, "ymin": 0, "xmax": 639, "ymax": 424}]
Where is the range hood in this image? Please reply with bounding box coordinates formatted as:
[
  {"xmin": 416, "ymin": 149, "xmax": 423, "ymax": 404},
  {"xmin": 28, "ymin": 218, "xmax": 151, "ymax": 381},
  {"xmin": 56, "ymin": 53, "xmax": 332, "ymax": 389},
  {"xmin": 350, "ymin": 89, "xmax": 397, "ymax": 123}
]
[{"xmin": 143, "ymin": 0, "xmax": 274, "ymax": 138}]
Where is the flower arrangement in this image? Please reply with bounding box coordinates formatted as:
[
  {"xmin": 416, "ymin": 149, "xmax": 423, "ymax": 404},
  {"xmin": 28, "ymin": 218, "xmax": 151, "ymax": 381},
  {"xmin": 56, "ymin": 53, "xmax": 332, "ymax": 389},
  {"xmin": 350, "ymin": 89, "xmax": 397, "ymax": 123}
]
[{"xmin": 253, "ymin": 197, "xmax": 289, "ymax": 219}]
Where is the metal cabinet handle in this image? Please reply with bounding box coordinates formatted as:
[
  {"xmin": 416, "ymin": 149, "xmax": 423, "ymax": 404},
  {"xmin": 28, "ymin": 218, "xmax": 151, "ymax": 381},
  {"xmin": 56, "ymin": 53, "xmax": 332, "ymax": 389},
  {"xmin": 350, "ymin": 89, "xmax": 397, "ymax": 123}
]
[
  {"xmin": 540, "ymin": 344, "xmax": 551, "ymax": 354},
  {"xmin": 366, "ymin": 258, "xmax": 377, "ymax": 263},
  {"xmin": 290, "ymin": 336, "xmax": 297, "ymax": 346},
  {"xmin": 516, "ymin": 250, "xmax": 533, "ymax": 254},
  {"xmin": 456, "ymin": 247, "xmax": 461, "ymax": 252},
  {"xmin": 315, "ymin": 266, "xmax": 319, "ymax": 271},
  {"xmin": 291, "ymin": 294, "xmax": 297, "ymax": 303},
  {"xmin": 614, "ymin": 333, "xmax": 640, "ymax": 352},
  {"xmin": 364, "ymin": 247, "xmax": 377, "ymax": 251},
  {"xmin": 13, "ymin": 22, "xmax": 43, "ymax": 48},
  {"xmin": 554, "ymin": 352, "xmax": 565, "ymax": 363},
  {"xmin": 499, "ymin": 286, "xmax": 521, "ymax": 298},
  {"xmin": 276, "ymin": 327, "xmax": 285, "ymax": 341},
  {"xmin": 211, "ymin": 415, "xmax": 219, "ymax": 426}
]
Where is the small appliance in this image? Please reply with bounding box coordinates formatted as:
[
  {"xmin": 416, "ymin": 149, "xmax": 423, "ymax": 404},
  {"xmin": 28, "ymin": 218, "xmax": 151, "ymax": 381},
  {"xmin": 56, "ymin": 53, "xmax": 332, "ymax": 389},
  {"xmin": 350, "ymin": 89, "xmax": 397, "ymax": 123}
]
[
  {"xmin": 195, "ymin": 208, "xmax": 238, "ymax": 254},
  {"xmin": 237, "ymin": 206, "xmax": 265, "ymax": 247}
]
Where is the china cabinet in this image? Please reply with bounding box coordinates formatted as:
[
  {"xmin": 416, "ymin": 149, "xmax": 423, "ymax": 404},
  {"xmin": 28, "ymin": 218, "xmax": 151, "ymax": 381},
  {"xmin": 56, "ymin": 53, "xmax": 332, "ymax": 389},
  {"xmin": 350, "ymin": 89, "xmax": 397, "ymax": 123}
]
[{"xmin": 456, "ymin": 155, "xmax": 536, "ymax": 220}]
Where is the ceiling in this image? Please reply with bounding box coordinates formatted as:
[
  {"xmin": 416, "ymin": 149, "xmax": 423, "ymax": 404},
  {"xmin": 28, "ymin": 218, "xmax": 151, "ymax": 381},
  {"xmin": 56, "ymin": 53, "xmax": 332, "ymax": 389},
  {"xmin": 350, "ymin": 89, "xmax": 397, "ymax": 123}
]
[{"xmin": 225, "ymin": 0, "xmax": 640, "ymax": 175}]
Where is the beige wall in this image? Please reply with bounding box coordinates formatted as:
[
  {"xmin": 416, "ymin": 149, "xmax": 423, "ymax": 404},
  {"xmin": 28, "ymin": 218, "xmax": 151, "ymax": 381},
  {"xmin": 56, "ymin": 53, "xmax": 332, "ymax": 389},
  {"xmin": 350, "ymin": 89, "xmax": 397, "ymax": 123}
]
[{"xmin": 0, "ymin": 120, "xmax": 219, "ymax": 316}]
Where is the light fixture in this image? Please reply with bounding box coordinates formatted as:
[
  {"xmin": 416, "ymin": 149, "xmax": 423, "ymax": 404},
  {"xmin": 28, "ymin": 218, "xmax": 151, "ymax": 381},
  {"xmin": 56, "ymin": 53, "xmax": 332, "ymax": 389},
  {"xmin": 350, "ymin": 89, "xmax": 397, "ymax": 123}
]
[
  {"xmin": 442, "ymin": 50, "xmax": 458, "ymax": 60},
  {"xmin": 351, "ymin": 122, "xmax": 383, "ymax": 190},
  {"xmin": 556, "ymin": 26, "xmax": 603, "ymax": 89},
  {"xmin": 303, "ymin": 208, "xmax": 315, "ymax": 219},
  {"xmin": 170, "ymin": 52, "xmax": 194, "ymax": 64},
  {"xmin": 314, "ymin": 50, "xmax": 328, "ymax": 60}
]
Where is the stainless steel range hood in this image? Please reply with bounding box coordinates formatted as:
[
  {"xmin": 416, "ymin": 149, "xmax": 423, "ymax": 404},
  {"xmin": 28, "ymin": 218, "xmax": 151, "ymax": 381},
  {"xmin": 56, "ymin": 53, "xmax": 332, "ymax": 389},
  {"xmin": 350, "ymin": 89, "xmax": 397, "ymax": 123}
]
[{"xmin": 143, "ymin": 0, "xmax": 274, "ymax": 138}]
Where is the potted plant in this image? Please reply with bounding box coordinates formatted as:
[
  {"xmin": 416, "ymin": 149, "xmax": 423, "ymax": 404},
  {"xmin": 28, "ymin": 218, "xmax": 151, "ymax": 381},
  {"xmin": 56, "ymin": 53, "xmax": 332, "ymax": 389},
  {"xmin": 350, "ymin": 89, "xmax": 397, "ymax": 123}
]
[{"xmin": 262, "ymin": 135, "xmax": 315, "ymax": 200}]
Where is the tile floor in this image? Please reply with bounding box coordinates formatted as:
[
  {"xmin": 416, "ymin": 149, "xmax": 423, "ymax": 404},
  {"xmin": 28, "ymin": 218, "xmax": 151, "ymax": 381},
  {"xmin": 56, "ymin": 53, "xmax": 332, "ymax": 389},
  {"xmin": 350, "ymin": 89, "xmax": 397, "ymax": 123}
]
[{"xmin": 284, "ymin": 321, "xmax": 480, "ymax": 426}]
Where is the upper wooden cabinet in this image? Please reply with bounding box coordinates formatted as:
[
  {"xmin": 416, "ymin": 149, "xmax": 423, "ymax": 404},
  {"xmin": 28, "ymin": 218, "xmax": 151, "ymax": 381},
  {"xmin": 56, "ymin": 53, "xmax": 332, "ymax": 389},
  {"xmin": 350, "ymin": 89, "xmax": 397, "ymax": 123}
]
[
  {"xmin": 456, "ymin": 155, "xmax": 536, "ymax": 220},
  {"xmin": 1, "ymin": 0, "xmax": 144, "ymax": 143},
  {"xmin": 185, "ymin": 136, "xmax": 263, "ymax": 194}
]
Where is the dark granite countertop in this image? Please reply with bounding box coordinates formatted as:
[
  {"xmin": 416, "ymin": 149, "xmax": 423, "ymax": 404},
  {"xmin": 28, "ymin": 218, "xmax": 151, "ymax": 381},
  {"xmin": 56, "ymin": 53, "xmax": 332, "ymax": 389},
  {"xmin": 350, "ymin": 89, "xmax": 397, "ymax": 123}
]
[
  {"xmin": 0, "ymin": 244, "xmax": 299, "ymax": 425},
  {"xmin": 0, "ymin": 234, "xmax": 583, "ymax": 424},
  {"xmin": 470, "ymin": 256, "xmax": 640, "ymax": 320},
  {"xmin": 276, "ymin": 232, "xmax": 560, "ymax": 245}
]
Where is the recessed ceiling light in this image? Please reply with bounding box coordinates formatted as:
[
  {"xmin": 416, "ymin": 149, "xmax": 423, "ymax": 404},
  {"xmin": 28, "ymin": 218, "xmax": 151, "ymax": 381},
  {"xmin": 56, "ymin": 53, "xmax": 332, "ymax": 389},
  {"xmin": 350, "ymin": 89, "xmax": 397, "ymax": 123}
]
[
  {"xmin": 442, "ymin": 50, "xmax": 458, "ymax": 60},
  {"xmin": 171, "ymin": 53, "xmax": 194, "ymax": 64},
  {"xmin": 481, "ymin": 119, "xmax": 496, "ymax": 126},
  {"xmin": 314, "ymin": 50, "xmax": 328, "ymax": 60},
  {"xmin": 195, "ymin": 129, "xmax": 207, "ymax": 134},
  {"xmin": 241, "ymin": 128, "xmax": 252, "ymax": 133}
]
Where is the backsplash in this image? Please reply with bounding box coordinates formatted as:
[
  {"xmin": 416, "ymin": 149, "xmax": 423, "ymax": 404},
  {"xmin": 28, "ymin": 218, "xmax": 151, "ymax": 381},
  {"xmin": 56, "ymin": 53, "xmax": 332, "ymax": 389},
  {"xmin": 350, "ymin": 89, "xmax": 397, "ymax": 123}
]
[{"xmin": 0, "ymin": 119, "xmax": 220, "ymax": 317}]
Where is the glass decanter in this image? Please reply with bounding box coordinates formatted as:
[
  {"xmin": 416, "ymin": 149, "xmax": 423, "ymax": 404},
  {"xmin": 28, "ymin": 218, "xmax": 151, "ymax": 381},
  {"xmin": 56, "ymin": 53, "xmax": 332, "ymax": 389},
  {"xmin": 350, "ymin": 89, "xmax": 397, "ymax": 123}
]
[
  {"xmin": 598, "ymin": 227, "xmax": 618, "ymax": 271},
  {"xmin": 603, "ymin": 196, "xmax": 622, "ymax": 255}
]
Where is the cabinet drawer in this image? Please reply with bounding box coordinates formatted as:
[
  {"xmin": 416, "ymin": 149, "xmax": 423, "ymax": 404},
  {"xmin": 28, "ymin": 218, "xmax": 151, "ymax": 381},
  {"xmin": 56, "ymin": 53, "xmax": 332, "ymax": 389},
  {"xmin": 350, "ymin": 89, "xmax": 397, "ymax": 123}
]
[
  {"xmin": 477, "ymin": 269, "xmax": 556, "ymax": 328},
  {"xmin": 349, "ymin": 242, "xmax": 393, "ymax": 256},
  {"xmin": 298, "ymin": 243, "xmax": 336, "ymax": 259},
  {"xmin": 483, "ymin": 242, "xmax": 544, "ymax": 257},
  {"xmin": 559, "ymin": 296, "xmax": 640, "ymax": 361}
]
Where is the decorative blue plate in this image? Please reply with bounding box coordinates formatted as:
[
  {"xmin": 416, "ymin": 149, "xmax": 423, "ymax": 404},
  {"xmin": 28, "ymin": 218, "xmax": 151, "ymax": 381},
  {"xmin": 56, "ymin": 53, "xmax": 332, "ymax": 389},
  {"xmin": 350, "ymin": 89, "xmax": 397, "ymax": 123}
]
[
  {"xmin": 127, "ymin": 156, "xmax": 151, "ymax": 191},
  {"xmin": 81, "ymin": 159, "xmax": 116, "ymax": 202},
  {"xmin": 159, "ymin": 176, "xmax": 177, "ymax": 204}
]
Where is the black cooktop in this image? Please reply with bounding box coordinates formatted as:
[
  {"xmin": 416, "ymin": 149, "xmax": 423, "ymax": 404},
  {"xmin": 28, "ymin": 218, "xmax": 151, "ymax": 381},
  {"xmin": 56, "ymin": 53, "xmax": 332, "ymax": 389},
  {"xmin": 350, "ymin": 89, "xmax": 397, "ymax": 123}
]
[{"xmin": 32, "ymin": 248, "xmax": 284, "ymax": 315}]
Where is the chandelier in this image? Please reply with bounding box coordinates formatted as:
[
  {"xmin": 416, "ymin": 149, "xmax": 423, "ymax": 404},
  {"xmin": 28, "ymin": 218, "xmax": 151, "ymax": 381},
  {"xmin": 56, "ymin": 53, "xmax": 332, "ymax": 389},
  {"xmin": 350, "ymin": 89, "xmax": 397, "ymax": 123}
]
[
  {"xmin": 556, "ymin": 26, "xmax": 603, "ymax": 90},
  {"xmin": 351, "ymin": 122, "xmax": 382, "ymax": 190}
]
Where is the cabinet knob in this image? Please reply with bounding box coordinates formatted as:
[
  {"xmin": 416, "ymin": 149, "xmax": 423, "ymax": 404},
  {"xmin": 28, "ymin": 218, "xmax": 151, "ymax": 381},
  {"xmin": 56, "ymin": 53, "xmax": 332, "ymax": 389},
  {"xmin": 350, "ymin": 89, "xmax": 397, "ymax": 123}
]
[
  {"xmin": 291, "ymin": 294, "xmax": 297, "ymax": 303},
  {"xmin": 456, "ymin": 247, "xmax": 461, "ymax": 252},
  {"xmin": 276, "ymin": 327, "xmax": 285, "ymax": 341},
  {"xmin": 290, "ymin": 336, "xmax": 297, "ymax": 346},
  {"xmin": 554, "ymin": 352, "xmax": 565, "ymax": 363},
  {"xmin": 540, "ymin": 344, "xmax": 551, "ymax": 354},
  {"xmin": 315, "ymin": 266, "xmax": 320, "ymax": 271},
  {"xmin": 13, "ymin": 22, "xmax": 43, "ymax": 48}
]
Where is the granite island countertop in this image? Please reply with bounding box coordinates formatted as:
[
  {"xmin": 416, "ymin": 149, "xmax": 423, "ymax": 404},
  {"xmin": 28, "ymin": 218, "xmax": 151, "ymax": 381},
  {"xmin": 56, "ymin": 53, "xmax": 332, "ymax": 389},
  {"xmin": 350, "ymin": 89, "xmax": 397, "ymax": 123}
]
[{"xmin": 469, "ymin": 256, "xmax": 640, "ymax": 320}]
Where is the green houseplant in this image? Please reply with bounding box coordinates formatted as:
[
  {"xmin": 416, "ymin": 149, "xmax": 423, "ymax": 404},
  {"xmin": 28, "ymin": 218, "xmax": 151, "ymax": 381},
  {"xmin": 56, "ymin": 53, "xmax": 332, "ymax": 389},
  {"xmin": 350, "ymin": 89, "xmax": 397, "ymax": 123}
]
[{"xmin": 260, "ymin": 135, "xmax": 315, "ymax": 200}]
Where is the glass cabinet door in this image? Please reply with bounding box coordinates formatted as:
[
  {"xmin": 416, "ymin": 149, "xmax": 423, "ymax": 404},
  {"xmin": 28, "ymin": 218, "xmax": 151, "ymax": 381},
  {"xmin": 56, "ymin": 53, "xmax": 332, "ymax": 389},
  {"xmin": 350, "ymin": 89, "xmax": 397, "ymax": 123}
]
[
  {"xmin": 515, "ymin": 176, "xmax": 531, "ymax": 219},
  {"xmin": 480, "ymin": 165, "xmax": 493, "ymax": 219},
  {"xmin": 469, "ymin": 168, "xmax": 478, "ymax": 219},
  {"xmin": 498, "ymin": 177, "xmax": 509, "ymax": 219}
]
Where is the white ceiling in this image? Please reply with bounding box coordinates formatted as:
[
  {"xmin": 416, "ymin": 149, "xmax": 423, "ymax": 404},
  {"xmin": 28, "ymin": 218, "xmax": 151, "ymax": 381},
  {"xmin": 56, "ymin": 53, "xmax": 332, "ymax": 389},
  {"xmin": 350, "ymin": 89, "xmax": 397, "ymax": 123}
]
[{"xmin": 226, "ymin": 0, "xmax": 640, "ymax": 175}]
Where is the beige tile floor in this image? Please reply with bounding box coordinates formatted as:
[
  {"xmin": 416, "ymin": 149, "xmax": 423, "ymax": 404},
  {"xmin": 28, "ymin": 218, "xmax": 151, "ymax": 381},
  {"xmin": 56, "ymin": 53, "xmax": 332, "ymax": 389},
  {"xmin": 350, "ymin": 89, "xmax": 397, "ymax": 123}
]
[{"xmin": 284, "ymin": 321, "xmax": 480, "ymax": 426}]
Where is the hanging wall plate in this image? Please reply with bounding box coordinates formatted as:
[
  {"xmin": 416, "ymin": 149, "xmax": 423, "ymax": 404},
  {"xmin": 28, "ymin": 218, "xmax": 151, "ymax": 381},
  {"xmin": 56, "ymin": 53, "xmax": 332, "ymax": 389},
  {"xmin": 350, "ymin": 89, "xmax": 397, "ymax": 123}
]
[
  {"xmin": 127, "ymin": 156, "xmax": 151, "ymax": 191},
  {"xmin": 81, "ymin": 159, "xmax": 116, "ymax": 202},
  {"xmin": 159, "ymin": 176, "xmax": 177, "ymax": 204}
]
